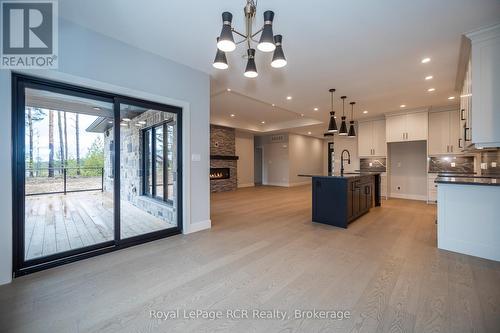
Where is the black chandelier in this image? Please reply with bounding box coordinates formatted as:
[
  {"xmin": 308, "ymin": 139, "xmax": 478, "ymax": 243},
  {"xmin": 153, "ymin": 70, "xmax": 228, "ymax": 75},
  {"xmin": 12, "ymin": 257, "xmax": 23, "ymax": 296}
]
[{"xmin": 213, "ymin": 0, "xmax": 287, "ymax": 78}]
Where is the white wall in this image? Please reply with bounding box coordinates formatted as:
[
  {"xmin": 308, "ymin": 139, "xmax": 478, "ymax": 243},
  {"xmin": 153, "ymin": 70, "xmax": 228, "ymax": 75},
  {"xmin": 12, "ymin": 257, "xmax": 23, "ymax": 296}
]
[
  {"xmin": 323, "ymin": 135, "xmax": 360, "ymax": 174},
  {"xmin": 389, "ymin": 141, "xmax": 427, "ymax": 200},
  {"xmin": 235, "ymin": 130, "xmax": 254, "ymax": 187},
  {"xmin": 289, "ymin": 134, "xmax": 323, "ymax": 185},
  {"xmin": 262, "ymin": 141, "xmax": 290, "ymax": 186},
  {"xmin": 0, "ymin": 19, "xmax": 210, "ymax": 284}
]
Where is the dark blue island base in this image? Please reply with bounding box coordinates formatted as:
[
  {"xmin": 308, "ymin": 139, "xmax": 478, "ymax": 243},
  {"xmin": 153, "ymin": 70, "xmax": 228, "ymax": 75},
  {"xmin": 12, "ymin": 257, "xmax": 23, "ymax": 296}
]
[{"xmin": 300, "ymin": 173, "xmax": 381, "ymax": 229}]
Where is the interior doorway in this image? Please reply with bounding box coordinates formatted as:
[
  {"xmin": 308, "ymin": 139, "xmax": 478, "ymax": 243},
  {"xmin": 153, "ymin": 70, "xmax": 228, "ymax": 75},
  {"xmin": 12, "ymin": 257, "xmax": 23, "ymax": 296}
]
[{"xmin": 254, "ymin": 147, "xmax": 263, "ymax": 185}]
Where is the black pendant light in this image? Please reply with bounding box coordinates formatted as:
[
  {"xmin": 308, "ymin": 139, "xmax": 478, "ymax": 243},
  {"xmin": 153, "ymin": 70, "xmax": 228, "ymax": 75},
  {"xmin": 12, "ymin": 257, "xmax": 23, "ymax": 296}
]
[
  {"xmin": 348, "ymin": 101, "xmax": 356, "ymax": 137},
  {"xmin": 271, "ymin": 35, "xmax": 287, "ymax": 68},
  {"xmin": 327, "ymin": 88, "xmax": 338, "ymax": 133},
  {"xmin": 213, "ymin": 38, "xmax": 228, "ymax": 69},
  {"xmin": 244, "ymin": 48, "xmax": 258, "ymax": 78},
  {"xmin": 257, "ymin": 10, "xmax": 276, "ymax": 52},
  {"xmin": 217, "ymin": 12, "xmax": 236, "ymax": 52},
  {"xmin": 339, "ymin": 96, "xmax": 348, "ymax": 135}
]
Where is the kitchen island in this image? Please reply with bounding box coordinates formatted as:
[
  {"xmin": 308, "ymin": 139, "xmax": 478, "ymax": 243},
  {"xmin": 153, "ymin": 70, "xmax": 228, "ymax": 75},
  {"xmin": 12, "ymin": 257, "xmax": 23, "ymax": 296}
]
[{"xmin": 299, "ymin": 173, "xmax": 381, "ymax": 228}]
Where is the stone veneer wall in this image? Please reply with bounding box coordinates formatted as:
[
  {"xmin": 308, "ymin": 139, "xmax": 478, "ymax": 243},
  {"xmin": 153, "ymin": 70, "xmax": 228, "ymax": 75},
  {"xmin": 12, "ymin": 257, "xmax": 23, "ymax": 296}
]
[
  {"xmin": 103, "ymin": 110, "xmax": 177, "ymax": 224},
  {"xmin": 210, "ymin": 125, "xmax": 237, "ymax": 192}
]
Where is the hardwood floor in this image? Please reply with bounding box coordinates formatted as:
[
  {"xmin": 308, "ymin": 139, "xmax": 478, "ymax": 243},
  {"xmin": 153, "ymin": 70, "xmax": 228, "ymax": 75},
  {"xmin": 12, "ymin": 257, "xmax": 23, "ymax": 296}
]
[
  {"xmin": 24, "ymin": 192, "xmax": 177, "ymax": 259},
  {"xmin": 1, "ymin": 185, "xmax": 499, "ymax": 332}
]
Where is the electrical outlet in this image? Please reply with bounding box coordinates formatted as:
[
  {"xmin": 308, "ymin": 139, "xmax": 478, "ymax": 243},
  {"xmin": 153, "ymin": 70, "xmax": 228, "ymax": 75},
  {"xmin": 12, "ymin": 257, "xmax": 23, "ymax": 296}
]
[
  {"xmin": 481, "ymin": 162, "xmax": 488, "ymax": 170},
  {"xmin": 492, "ymin": 162, "xmax": 497, "ymax": 168},
  {"xmin": 451, "ymin": 162, "xmax": 456, "ymax": 167},
  {"xmin": 369, "ymin": 162, "xmax": 373, "ymax": 167}
]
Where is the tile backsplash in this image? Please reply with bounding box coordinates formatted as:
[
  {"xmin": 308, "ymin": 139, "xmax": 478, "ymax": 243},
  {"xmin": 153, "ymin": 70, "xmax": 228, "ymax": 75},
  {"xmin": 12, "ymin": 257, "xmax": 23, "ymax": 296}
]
[
  {"xmin": 428, "ymin": 156, "xmax": 474, "ymax": 173},
  {"xmin": 360, "ymin": 158, "xmax": 387, "ymax": 172},
  {"xmin": 481, "ymin": 151, "xmax": 500, "ymax": 175}
]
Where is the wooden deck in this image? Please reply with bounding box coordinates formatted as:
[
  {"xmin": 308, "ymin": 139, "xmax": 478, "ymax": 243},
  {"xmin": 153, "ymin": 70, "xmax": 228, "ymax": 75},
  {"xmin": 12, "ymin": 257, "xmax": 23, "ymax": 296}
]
[{"xmin": 24, "ymin": 192, "xmax": 176, "ymax": 260}]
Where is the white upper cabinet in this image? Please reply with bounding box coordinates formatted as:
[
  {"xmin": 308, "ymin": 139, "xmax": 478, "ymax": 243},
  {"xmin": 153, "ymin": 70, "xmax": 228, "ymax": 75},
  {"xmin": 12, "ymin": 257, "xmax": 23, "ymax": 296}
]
[
  {"xmin": 428, "ymin": 110, "xmax": 461, "ymax": 155},
  {"xmin": 386, "ymin": 111, "xmax": 428, "ymax": 143},
  {"xmin": 358, "ymin": 119, "xmax": 386, "ymax": 157},
  {"xmin": 467, "ymin": 24, "xmax": 500, "ymax": 147}
]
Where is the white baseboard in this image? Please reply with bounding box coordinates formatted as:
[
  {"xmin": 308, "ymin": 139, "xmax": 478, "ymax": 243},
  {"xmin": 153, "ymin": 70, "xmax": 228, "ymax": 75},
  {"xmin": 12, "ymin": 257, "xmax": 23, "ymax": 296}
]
[
  {"xmin": 289, "ymin": 181, "xmax": 311, "ymax": 187},
  {"xmin": 263, "ymin": 182, "xmax": 289, "ymax": 187},
  {"xmin": 185, "ymin": 219, "xmax": 211, "ymax": 234},
  {"xmin": 237, "ymin": 182, "xmax": 255, "ymax": 188},
  {"xmin": 389, "ymin": 193, "xmax": 427, "ymax": 201}
]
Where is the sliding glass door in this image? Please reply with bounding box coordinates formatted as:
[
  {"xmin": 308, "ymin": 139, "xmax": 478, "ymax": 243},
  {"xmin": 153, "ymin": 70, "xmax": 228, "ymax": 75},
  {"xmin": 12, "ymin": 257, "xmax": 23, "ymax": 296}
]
[
  {"xmin": 13, "ymin": 75, "xmax": 182, "ymax": 276},
  {"xmin": 118, "ymin": 101, "xmax": 179, "ymax": 239}
]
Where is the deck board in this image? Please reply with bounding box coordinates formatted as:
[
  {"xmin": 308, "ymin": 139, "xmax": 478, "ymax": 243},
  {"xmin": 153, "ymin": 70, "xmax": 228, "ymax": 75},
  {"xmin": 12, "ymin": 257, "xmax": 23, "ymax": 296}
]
[{"xmin": 24, "ymin": 192, "xmax": 177, "ymax": 260}]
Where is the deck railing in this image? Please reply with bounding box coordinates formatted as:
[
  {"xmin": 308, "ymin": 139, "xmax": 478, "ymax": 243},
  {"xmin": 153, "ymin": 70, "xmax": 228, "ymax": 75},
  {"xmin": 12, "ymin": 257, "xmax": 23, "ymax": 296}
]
[{"xmin": 25, "ymin": 166, "xmax": 104, "ymax": 196}]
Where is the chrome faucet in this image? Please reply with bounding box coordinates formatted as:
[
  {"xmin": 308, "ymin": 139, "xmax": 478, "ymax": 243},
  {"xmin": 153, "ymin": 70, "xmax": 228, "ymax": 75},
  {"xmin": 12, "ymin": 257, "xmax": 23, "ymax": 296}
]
[{"xmin": 340, "ymin": 149, "xmax": 351, "ymax": 175}]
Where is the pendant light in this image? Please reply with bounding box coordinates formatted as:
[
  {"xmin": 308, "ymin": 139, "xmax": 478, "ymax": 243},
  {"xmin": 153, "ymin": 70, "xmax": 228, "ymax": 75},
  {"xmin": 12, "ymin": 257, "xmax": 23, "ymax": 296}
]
[
  {"xmin": 244, "ymin": 48, "xmax": 258, "ymax": 78},
  {"xmin": 217, "ymin": 12, "xmax": 236, "ymax": 52},
  {"xmin": 327, "ymin": 88, "xmax": 338, "ymax": 133},
  {"xmin": 339, "ymin": 96, "xmax": 348, "ymax": 135},
  {"xmin": 257, "ymin": 10, "xmax": 276, "ymax": 52},
  {"xmin": 348, "ymin": 102, "xmax": 356, "ymax": 137},
  {"xmin": 213, "ymin": 38, "xmax": 228, "ymax": 69},
  {"xmin": 271, "ymin": 35, "xmax": 287, "ymax": 68}
]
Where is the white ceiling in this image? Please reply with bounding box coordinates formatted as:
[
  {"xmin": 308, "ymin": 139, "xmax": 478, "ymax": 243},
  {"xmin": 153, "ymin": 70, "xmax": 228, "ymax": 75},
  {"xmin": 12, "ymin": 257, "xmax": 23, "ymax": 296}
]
[{"xmin": 60, "ymin": 0, "xmax": 500, "ymax": 137}]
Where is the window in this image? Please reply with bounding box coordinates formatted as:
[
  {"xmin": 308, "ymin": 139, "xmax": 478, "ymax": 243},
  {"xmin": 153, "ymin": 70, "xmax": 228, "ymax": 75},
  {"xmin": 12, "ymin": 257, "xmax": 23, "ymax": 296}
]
[{"xmin": 142, "ymin": 121, "xmax": 174, "ymax": 203}]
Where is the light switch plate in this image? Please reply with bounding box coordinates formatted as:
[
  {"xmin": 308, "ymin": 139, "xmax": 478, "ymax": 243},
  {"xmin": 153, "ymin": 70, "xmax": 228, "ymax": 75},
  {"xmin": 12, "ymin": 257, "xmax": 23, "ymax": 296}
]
[
  {"xmin": 481, "ymin": 162, "xmax": 488, "ymax": 170},
  {"xmin": 191, "ymin": 154, "xmax": 201, "ymax": 162}
]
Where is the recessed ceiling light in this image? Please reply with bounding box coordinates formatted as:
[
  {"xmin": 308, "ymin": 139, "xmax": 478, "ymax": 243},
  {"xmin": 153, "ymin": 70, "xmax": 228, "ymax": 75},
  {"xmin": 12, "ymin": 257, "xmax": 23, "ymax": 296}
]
[
  {"xmin": 122, "ymin": 118, "xmax": 131, "ymax": 122},
  {"xmin": 261, "ymin": 121, "xmax": 266, "ymax": 124},
  {"xmin": 313, "ymin": 107, "xmax": 319, "ymax": 111},
  {"xmin": 460, "ymin": 93, "xmax": 472, "ymax": 98},
  {"xmin": 108, "ymin": 121, "xmax": 113, "ymax": 124},
  {"xmin": 425, "ymin": 75, "xmax": 433, "ymax": 80},
  {"xmin": 427, "ymin": 88, "xmax": 436, "ymax": 92},
  {"xmin": 363, "ymin": 110, "xmax": 368, "ymax": 114},
  {"xmin": 230, "ymin": 114, "xmax": 235, "ymax": 117},
  {"xmin": 400, "ymin": 104, "xmax": 406, "ymax": 108},
  {"xmin": 226, "ymin": 88, "xmax": 231, "ymax": 92},
  {"xmin": 93, "ymin": 107, "xmax": 101, "ymax": 111},
  {"xmin": 138, "ymin": 120, "xmax": 147, "ymax": 125},
  {"xmin": 448, "ymin": 96, "xmax": 455, "ymax": 100},
  {"xmin": 421, "ymin": 57, "xmax": 431, "ymax": 64},
  {"xmin": 120, "ymin": 123, "xmax": 128, "ymax": 127},
  {"xmin": 286, "ymin": 96, "xmax": 292, "ymax": 100},
  {"xmin": 307, "ymin": 131, "xmax": 312, "ymax": 135},
  {"xmin": 135, "ymin": 123, "xmax": 143, "ymax": 127}
]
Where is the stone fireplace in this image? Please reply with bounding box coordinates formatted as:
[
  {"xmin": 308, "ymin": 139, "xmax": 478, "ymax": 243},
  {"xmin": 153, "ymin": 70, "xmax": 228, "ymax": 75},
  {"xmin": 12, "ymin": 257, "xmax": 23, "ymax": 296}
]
[{"xmin": 210, "ymin": 125, "xmax": 238, "ymax": 192}]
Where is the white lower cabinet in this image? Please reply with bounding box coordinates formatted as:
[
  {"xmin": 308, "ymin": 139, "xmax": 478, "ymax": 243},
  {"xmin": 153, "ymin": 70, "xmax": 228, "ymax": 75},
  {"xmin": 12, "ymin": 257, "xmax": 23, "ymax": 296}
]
[{"xmin": 380, "ymin": 172, "xmax": 388, "ymax": 199}]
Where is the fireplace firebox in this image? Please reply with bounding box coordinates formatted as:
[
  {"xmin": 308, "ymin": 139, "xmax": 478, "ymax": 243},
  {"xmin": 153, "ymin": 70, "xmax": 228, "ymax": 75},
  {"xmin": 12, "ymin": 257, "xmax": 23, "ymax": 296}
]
[{"xmin": 210, "ymin": 168, "xmax": 230, "ymax": 180}]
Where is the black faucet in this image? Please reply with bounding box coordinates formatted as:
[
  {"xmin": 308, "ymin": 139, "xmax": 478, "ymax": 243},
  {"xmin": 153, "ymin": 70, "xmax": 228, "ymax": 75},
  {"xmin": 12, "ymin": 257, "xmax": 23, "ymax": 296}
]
[{"xmin": 340, "ymin": 149, "xmax": 351, "ymax": 175}]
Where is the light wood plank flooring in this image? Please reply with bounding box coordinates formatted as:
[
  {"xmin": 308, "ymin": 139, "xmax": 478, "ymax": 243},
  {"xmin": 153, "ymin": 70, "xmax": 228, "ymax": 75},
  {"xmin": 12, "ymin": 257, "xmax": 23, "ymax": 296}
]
[
  {"xmin": 1, "ymin": 185, "xmax": 499, "ymax": 333},
  {"xmin": 25, "ymin": 192, "xmax": 176, "ymax": 260}
]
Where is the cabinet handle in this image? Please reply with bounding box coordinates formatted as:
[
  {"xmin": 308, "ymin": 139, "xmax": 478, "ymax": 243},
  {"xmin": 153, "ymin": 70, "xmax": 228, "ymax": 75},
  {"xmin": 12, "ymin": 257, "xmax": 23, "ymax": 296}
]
[
  {"xmin": 458, "ymin": 138, "xmax": 463, "ymax": 149},
  {"xmin": 451, "ymin": 145, "xmax": 453, "ymax": 152},
  {"xmin": 447, "ymin": 145, "xmax": 449, "ymax": 153},
  {"xmin": 464, "ymin": 127, "xmax": 470, "ymax": 141},
  {"xmin": 460, "ymin": 109, "xmax": 466, "ymax": 121}
]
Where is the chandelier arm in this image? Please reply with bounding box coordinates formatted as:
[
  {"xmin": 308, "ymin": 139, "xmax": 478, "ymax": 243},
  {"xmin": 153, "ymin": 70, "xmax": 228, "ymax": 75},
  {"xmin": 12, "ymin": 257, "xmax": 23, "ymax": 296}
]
[
  {"xmin": 251, "ymin": 27, "xmax": 263, "ymax": 38},
  {"xmin": 232, "ymin": 29, "xmax": 247, "ymax": 39},
  {"xmin": 235, "ymin": 38, "xmax": 249, "ymax": 45}
]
